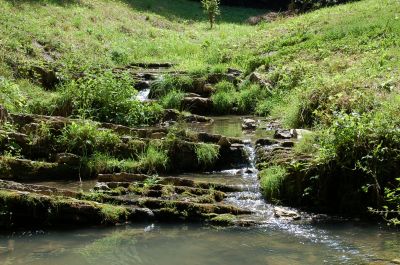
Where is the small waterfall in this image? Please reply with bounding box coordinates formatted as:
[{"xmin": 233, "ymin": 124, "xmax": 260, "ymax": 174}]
[
  {"xmin": 223, "ymin": 141, "xmax": 275, "ymax": 223},
  {"xmin": 136, "ymin": 88, "xmax": 150, "ymax": 102}
]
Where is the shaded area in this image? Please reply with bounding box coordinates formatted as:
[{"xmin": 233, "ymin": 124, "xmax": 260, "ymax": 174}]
[{"xmin": 111, "ymin": 0, "xmax": 267, "ymax": 24}]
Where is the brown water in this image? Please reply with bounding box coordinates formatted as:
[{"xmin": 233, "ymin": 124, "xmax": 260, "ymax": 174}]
[{"xmin": 9, "ymin": 116, "xmax": 398, "ymax": 265}]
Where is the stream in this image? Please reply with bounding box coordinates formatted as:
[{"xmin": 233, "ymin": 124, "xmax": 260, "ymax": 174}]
[{"xmin": 1, "ymin": 116, "xmax": 398, "ymax": 264}]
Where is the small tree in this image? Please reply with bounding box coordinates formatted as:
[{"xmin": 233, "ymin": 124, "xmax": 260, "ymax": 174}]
[{"xmin": 201, "ymin": 0, "xmax": 220, "ymax": 29}]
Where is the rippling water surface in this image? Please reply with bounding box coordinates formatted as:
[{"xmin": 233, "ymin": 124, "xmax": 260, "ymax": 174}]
[{"xmin": 0, "ymin": 223, "xmax": 399, "ymax": 265}]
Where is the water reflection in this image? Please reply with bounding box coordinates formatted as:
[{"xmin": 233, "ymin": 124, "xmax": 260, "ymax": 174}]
[{"xmin": 0, "ymin": 223, "xmax": 398, "ymax": 265}]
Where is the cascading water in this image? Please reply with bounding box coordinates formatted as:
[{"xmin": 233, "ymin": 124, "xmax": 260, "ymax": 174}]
[
  {"xmin": 136, "ymin": 88, "xmax": 151, "ymax": 102},
  {"xmin": 222, "ymin": 141, "xmax": 275, "ymax": 223}
]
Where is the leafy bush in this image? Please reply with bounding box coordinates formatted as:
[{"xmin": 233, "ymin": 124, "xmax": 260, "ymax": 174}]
[
  {"xmin": 125, "ymin": 102, "xmax": 164, "ymax": 126},
  {"xmin": 211, "ymin": 91, "xmax": 235, "ymax": 114}
]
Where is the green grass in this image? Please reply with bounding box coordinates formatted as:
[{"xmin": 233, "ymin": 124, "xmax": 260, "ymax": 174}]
[
  {"xmin": 160, "ymin": 89, "xmax": 185, "ymax": 109},
  {"xmin": 259, "ymin": 165, "xmax": 287, "ymax": 201},
  {"xmin": 137, "ymin": 143, "xmax": 169, "ymax": 173},
  {"xmin": 59, "ymin": 121, "xmax": 121, "ymax": 156},
  {"xmin": 195, "ymin": 143, "xmax": 220, "ymax": 166}
]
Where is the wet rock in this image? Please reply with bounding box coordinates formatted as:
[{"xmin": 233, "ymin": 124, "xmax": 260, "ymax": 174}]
[
  {"xmin": 255, "ymin": 138, "xmax": 279, "ymax": 146},
  {"xmin": 162, "ymin": 109, "xmax": 213, "ymax": 124},
  {"xmin": 183, "ymin": 114, "xmax": 213, "ymax": 123},
  {"xmin": 150, "ymin": 132, "xmax": 166, "ymax": 139},
  {"xmin": 249, "ymin": 71, "xmax": 270, "ymax": 88},
  {"xmin": 94, "ymin": 182, "xmax": 111, "ymax": 192},
  {"xmin": 0, "ymin": 157, "xmax": 82, "ymax": 181},
  {"xmin": 245, "ymin": 168, "xmax": 255, "ymax": 174},
  {"xmin": 274, "ymin": 129, "xmax": 292, "ymax": 139},
  {"xmin": 0, "ymin": 189, "xmax": 134, "ymax": 228},
  {"xmin": 121, "ymin": 135, "xmax": 133, "ymax": 143},
  {"xmin": 207, "ymin": 72, "xmax": 240, "ymax": 85},
  {"xmin": 98, "ymin": 173, "xmax": 149, "ymax": 182},
  {"xmin": 185, "ymin": 92, "xmax": 201, "ymax": 97},
  {"xmin": 182, "ymin": 97, "xmax": 213, "ymax": 115},
  {"xmin": 281, "ymin": 141, "xmax": 295, "ymax": 148},
  {"xmin": 197, "ymin": 132, "xmax": 222, "ymax": 144},
  {"xmin": 0, "ymin": 180, "xmax": 77, "ymax": 197},
  {"xmin": 55, "ymin": 153, "xmax": 80, "ymax": 166},
  {"xmin": 217, "ymin": 136, "xmax": 231, "ymax": 148},
  {"xmin": 290, "ymin": 129, "xmax": 312, "ymax": 139},
  {"xmin": 128, "ymin": 62, "xmax": 174, "ymax": 69},
  {"xmin": 227, "ymin": 68, "xmax": 242, "ymax": 77},
  {"xmin": 242, "ymin": 118, "xmax": 257, "ymax": 130},
  {"xmin": 30, "ymin": 65, "xmax": 60, "ymax": 90},
  {"xmin": 20, "ymin": 122, "xmax": 41, "ymax": 134},
  {"xmin": 274, "ymin": 206, "xmax": 301, "ymax": 221}
]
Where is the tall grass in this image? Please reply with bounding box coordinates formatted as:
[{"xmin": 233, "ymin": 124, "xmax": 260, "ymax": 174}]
[
  {"xmin": 259, "ymin": 165, "xmax": 287, "ymax": 201},
  {"xmin": 195, "ymin": 143, "xmax": 220, "ymax": 166}
]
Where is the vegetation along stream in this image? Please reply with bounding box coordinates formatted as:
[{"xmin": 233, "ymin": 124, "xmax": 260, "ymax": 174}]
[{"xmin": 1, "ymin": 0, "xmax": 399, "ymax": 264}]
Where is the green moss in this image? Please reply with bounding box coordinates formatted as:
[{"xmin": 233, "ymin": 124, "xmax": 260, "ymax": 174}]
[
  {"xmin": 99, "ymin": 204, "xmax": 129, "ymax": 223},
  {"xmin": 210, "ymin": 214, "xmax": 236, "ymax": 226}
]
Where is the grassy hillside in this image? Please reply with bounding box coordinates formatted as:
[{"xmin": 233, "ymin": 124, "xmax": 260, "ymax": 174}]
[{"xmin": 1, "ymin": 0, "xmax": 400, "ymax": 223}]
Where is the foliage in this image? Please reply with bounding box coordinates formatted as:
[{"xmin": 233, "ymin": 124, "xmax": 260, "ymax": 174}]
[
  {"xmin": 259, "ymin": 165, "xmax": 287, "ymax": 201},
  {"xmin": 59, "ymin": 71, "xmax": 134, "ymax": 122},
  {"xmin": 0, "ymin": 78, "xmax": 26, "ymax": 112},
  {"xmin": 369, "ymin": 178, "xmax": 400, "ymax": 226},
  {"xmin": 201, "ymin": 0, "xmax": 221, "ymax": 29},
  {"xmin": 195, "ymin": 143, "xmax": 220, "ymax": 166},
  {"xmin": 58, "ymin": 121, "xmax": 120, "ymax": 157},
  {"xmin": 99, "ymin": 204, "xmax": 128, "ymax": 223}
]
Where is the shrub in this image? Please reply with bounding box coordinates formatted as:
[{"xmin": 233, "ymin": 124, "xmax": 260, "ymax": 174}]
[
  {"xmin": 59, "ymin": 71, "xmax": 136, "ymax": 123},
  {"xmin": 195, "ymin": 143, "xmax": 220, "ymax": 166},
  {"xmin": 259, "ymin": 165, "xmax": 287, "ymax": 201}
]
